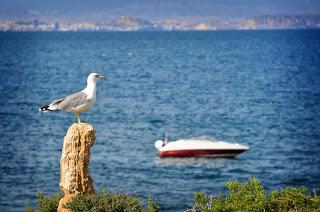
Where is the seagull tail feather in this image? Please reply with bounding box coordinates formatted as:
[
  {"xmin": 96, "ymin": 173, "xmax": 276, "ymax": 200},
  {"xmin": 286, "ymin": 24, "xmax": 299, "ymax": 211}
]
[{"xmin": 39, "ymin": 105, "xmax": 52, "ymax": 113}]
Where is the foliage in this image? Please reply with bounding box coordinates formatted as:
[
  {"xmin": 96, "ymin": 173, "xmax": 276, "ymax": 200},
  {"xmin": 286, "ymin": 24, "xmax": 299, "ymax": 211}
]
[
  {"xmin": 25, "ymin": 205, "xmax": 34, "ymax": 212},
  {"xmin": 37, "ymin": 192, "xmax": 63, "ymax": 212},
  {"xmin": 147, "ymin": 195, "xmax": 160, "ymax": 212},
  {"xmin": 31, "ymin": 179, "xmax": 320, "ymax": 212},
  {"xmin": 64, "ymin": 190, "xmax": 144, "ymax": 212},
  {"xmin": 192, "ymin": 178, "xmax": 320, "ymax": 212},
  {"xmin": 32, "ymin": 190, "xmax": 159, "ymax": 212},
  {"xmin": 269, "ymin": 187, "xmax": 320, "ymax": 212}
]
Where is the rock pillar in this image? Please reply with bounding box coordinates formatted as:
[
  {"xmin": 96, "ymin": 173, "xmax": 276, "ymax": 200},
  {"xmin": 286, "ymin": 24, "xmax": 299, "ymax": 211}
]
[{"xmin": 58, "ymin": 123, "xmax": 96, "ymax": 212}]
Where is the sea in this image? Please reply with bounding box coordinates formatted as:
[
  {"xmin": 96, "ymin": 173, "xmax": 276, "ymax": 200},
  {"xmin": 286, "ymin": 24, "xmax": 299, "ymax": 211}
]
[{"xmin": 0, "ymin": 30, "xmax": 320, "ymax": 211}]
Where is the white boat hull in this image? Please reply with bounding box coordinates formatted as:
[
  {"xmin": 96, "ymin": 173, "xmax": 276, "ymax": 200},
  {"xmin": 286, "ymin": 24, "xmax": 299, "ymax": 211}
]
[{"xmin": 155, "ymin": 139, "xmax": 249, "ymax": 158}]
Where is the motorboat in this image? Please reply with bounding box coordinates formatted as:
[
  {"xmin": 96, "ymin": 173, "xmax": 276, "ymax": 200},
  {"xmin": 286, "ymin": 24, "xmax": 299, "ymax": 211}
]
[{"xmin": 154, "ymin": 137, "xmax": 249, "ymax": 158}]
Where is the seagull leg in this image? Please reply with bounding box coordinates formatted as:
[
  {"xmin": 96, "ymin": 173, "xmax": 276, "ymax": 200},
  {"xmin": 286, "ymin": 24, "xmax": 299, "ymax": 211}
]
[{"xmin": 76, "ymin": 113, "xmax": 81, "ymax": 124}]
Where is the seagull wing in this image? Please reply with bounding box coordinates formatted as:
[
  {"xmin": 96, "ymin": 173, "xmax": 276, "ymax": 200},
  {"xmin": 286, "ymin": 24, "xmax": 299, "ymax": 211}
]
[{"xmin": 49, "ymin": 91, "xmax": 88, "ymax": 111}]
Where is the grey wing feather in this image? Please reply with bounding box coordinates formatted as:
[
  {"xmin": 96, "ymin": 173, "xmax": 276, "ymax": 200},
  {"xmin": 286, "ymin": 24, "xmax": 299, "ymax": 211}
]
[
  {"xmin": 50, "ymin": 97, "xmax": 65, "ymax": 106},
  {"xmin": 49, "ymin": 92, "xmax": 88, "ymax": 111}
]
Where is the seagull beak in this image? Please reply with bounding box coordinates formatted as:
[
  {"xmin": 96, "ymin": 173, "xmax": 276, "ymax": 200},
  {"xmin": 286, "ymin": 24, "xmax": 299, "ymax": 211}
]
[{"xmin": 99, "ymin": 75, "xmax": 106, "ymax": 80}]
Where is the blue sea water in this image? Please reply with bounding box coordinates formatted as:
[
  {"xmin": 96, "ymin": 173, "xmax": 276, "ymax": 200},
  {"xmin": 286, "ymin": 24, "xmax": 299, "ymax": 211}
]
[{"xmin": 0, "ymin": 30, "xmax": 320, "ymax": 211}]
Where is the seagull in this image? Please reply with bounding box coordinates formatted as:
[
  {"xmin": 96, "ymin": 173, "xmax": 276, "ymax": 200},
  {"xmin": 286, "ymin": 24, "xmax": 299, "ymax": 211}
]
[{"xmin": 39, "ymin": 73, "xmax": 106, "ymax": 123}]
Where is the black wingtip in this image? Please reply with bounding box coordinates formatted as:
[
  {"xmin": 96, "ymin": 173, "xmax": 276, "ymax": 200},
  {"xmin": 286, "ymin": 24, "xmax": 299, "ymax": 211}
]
[{"xmin": 39, "ymin": 105, "xmax": 51, "ymax": 112}]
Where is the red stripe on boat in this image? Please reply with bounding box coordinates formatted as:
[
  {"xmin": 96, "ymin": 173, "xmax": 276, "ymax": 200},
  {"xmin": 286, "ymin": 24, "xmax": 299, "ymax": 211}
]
[{"xmin": 159, "ymin": 149, "xmax": 246, "ymax": 157}]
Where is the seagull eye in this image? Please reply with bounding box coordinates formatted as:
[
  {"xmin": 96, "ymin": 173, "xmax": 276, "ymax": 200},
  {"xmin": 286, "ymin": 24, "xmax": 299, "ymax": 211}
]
[{"xmin": 95, "ymin": 74, "xmax": 99, "ymax": 77}]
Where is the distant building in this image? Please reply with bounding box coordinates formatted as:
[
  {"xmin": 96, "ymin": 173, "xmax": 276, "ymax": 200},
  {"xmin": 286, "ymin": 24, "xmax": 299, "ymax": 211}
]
[{"xmin": 193, "ymin": 23, "xmax": 215, "ymax": 30}]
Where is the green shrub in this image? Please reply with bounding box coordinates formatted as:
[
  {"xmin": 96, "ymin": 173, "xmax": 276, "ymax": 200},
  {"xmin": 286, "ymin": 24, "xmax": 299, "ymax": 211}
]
[
  {"xmin": 64, "ymin": 190, "xmax": 144, "ymax": 212},
  {"xmin": 32, "ymin": 190, "xmax": 158, "ymax": 212},
  {"xmin": 224, "ymin": 178, "xmax": 268, "ymax": 211},
  {"xmin": 193, "ymin": 178, "xmax": 320, "ymax": 212},
  {"xmin": 25, "ymin": 205, "xmax": 35, "ymax": 212},
  {"xmin": 269, "ymin": 187, "xmax": 320, "ymax": 212},
  {"xmin": 147, "ymin": 195, "xmax": 160, "ymax": 212},
  {"xmin": 31, "ymin": 179, "xmax": 320, "ymax": 212},
  {"xmin": 37, "ymin": 192, "xmax": 63, "ymax": 212}
]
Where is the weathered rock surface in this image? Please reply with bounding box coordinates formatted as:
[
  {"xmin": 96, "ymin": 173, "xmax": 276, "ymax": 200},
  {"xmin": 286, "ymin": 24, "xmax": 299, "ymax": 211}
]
[{"xmin": 58, "ymin": 123, "xmax": 96, "ymax": 212}]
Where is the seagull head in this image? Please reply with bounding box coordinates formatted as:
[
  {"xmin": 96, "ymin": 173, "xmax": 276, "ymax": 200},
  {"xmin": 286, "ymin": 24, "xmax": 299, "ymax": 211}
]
[{"xmin": 88, "ymin": 73, "xmax": 106, "ymax": 82}]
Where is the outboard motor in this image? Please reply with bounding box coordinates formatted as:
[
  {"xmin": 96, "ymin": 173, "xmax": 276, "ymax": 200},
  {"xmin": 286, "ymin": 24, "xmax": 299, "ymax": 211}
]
[{"xmin": 155, "ymin": 140, "xmax": 164, "ymax": 150}]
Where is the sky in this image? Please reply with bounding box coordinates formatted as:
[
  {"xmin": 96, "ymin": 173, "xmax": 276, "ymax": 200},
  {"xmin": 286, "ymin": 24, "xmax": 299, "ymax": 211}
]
[{"xmin": 0, "ymin": 0, "xmax": 320, "ymax": 22}]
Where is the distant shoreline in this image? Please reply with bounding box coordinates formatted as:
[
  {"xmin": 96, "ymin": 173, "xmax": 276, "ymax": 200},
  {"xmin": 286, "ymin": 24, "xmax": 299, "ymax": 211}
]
[
  {"xmin": 1, "ymin": 28, "xmax": 320, "ymax": 32},
  {"xmin": 1, "ymin": 15, "xmax": 320, "ymax": 32}
]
